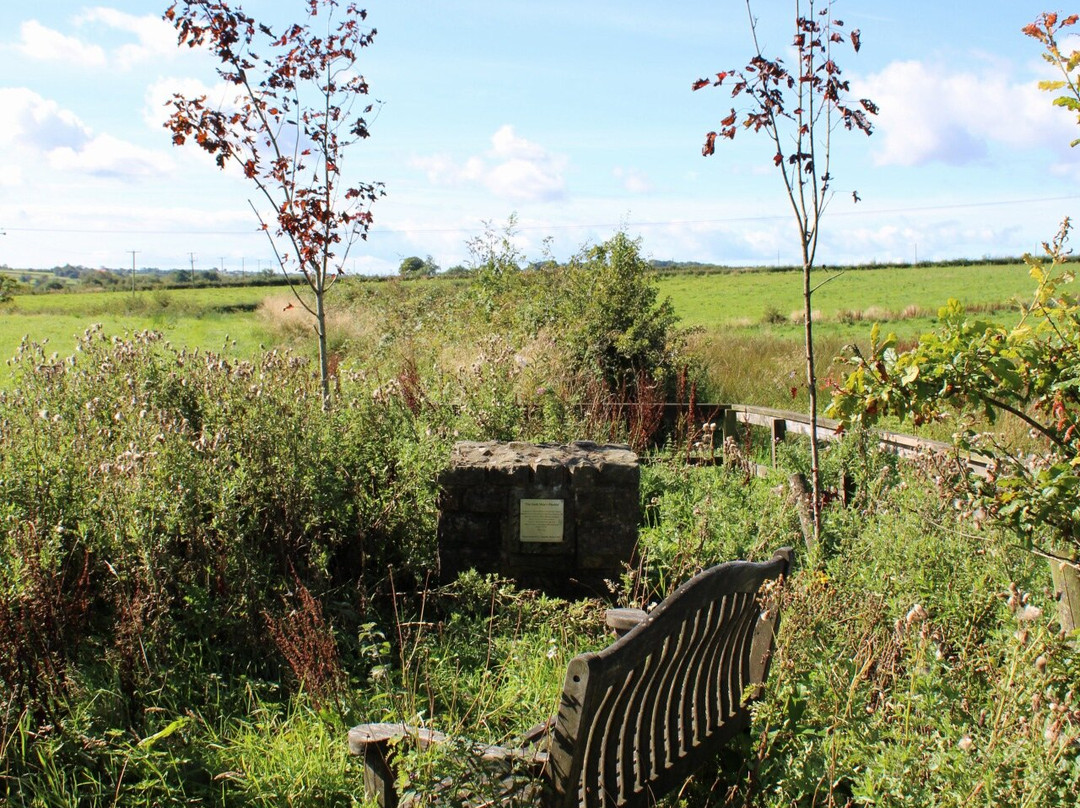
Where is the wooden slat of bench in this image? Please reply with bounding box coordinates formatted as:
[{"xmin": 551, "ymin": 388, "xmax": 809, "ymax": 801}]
[{"xmin": 547, "ymin": 550, "xmax": 790, "ymax": 808}]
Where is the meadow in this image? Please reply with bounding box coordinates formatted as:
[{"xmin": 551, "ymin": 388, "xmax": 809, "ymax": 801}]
[
  {"xmin": 0, "ymin": 285, "xmax": 284, "ymax": 367},
  {"xmin": 1, "ymin": 260, "xmax": 1036, "ymax": 402},
  {"xmin": 1, "ymin": 251, "xmax": 1076, "ymax": 807},
  {"xmin": 655, "ymin": 262, "xmax": 1033, "ymax": 331}
]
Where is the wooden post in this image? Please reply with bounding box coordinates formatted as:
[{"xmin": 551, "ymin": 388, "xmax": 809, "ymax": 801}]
[
  {"xmin": 840, "ymin": 470, "xmax": 855, "ymax": 507},
  {"xmin": 721, "ymin": 408, "xmax": 738, "ymax": 457},
  {"xmin": 1050, "ymin": 557, "xmax": 1080, "ymax": 638},
  {"xmin": 770, "ymin": 418, "xmax": 787, "ymax": 467}
]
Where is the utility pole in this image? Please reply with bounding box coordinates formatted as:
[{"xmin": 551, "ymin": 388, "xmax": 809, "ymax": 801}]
[
  {"xmin": 128, "ymin": 250, "xmax": 139, "ymax": 296},
  {"xmin": 188, "ymin": 252, "xmax": 196, "ymax": 285},
  {"xmin": 241, "ymin": 256, "xmax": 246, "ymax": 281}
]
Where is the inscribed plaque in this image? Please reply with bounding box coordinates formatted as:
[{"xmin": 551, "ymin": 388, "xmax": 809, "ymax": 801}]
[{"xmin": 519, "ymin": 499, "xmax": 564, "ymax": 543}]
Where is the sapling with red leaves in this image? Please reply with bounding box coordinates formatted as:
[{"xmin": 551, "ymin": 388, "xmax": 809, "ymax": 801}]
[
  {"xmin": 164, "ymin": 0, "xmax": 383, "ymax": 408},
  {"xmin": 694, "ymin": 0, "xmax": 876, "ymax": 547}
]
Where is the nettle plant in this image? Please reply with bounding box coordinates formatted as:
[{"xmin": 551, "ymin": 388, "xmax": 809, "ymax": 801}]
[
  {"xmin": 165, "ymin": 0, "xmax": 382, "ymax": 408},
  {"xmin": 695, "ymin": 0, "xmax": 875, "ymax": 548}
]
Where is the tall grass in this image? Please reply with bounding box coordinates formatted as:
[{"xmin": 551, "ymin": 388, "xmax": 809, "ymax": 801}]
[{"xmin": 688, "ymin": 328, "xmax": 856, "ymax": 409}]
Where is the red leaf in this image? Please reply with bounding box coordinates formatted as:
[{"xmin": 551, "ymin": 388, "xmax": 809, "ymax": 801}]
[
  {"xmin": 851, "ymin": 29, "xmax": 861, "ymax": 52},
  {"xmin": 715, "ymin": 71, "xmax": 728, "ymax": 85},
  {"xmin": 692, "ymin": 78, "xmax": 709, "ymax": 91},
  {"xmin": 773, "ymin": 153, "xmax": 783, "ymax": 166},
  {"xmin": 702, "ymin": 131, "xmax": 717, "ymax": 157},
  {"xmin": 721, "ymin": 108, "xmax": 737, "ymax": 127}
]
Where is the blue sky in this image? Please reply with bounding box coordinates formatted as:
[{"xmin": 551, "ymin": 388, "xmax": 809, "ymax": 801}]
[{"xmin": 1, "ymin": 1, "xmax": 1078, "ymax": 274}]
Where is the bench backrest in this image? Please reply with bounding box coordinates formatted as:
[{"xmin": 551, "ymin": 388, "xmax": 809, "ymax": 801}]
[{"xmin": 545, "ymin": 548, "xmax": 792, "ymax": 808}]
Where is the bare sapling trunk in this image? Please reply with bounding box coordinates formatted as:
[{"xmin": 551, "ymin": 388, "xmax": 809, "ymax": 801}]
[
  {"xmin": 803, "ymin": 249, "xmax": 823, "ymax": 543},
  {"xmin": 696, "ymin": 0, "xmax": 875, "ymax": 554},
  {"xmin": 316, "ymin": 287, "xmax": 331, "ymax": 410}
]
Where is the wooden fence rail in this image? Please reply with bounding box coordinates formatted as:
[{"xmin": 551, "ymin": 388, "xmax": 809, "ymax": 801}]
[{"xmin": 623, "ymin": 402, "xmax": 992, "ymax": 477}]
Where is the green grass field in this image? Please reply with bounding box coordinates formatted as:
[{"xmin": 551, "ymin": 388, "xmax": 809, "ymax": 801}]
[
  {"xmin": 1, "ymin": 286, "xmax": 290, "ymax": 371},
  {"xmin": 1, "ymin": 263, "xmax": 1038, "ymax": 403},
  {"xmin": 658, "ymin": 264, "xmax": 1036, "ymax": 408},
  {"xmin": 656, "ymin": 262, "xmax": 1033, "ymax": 329}
]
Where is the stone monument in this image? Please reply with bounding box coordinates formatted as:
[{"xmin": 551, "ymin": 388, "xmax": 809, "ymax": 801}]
[{"xmin": 437, "ymin": 441, "xmax": 640, "ymax": 598}]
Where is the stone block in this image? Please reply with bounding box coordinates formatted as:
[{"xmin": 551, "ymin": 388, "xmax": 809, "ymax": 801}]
[
  {"xmin": 437, "ymin": 441, "xmax": 639, "ymax": 598},
  {"xmin": 464, "ymin": 487, "xmax": 507, "ymax": 514}
]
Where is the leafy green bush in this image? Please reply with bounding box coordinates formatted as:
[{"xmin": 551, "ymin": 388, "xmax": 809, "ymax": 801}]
[
  {"xmin": 556, "ymin": 232, "xmax": 683, "ymax": 395},
  {"xmin": 459, "ymin": 225, "xmax": 686, "ymax": 401},
  {"xmin": 829, "ymin": 223, "xmax": 1080, "ymax": 562}
]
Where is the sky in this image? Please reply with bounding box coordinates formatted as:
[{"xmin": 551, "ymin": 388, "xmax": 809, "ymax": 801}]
[{"xmin": 1, "ymin": 1, "xmax": 1079, "ymax": 275}]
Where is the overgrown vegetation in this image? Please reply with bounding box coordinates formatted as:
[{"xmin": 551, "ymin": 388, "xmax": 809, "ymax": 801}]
[{"xmin": 2, "ymin": 226, "xmax": 1077, "ymax": 805}]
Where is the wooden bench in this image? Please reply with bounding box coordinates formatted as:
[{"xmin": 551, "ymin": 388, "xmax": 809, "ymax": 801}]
[{"xmin": 349, "ymin": 547, "xmax": 793, "ymax": 808}]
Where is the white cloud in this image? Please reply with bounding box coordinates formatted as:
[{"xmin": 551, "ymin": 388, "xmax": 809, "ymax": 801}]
[
  {"xmin": 411, "ymin": 125, "xmax": 567, "ymax": 202},
  {"xmin": 48, "ymin": 133, "xmax": 173, "ymax": 179},
  {"xmin": 17, "ymin": 20, "xmax": 106, "ymax": 67},
  {"xmin": 613, "ymin": 166, "xmax": 654, "ymax": 194},
  {"xmin": 0, "ymin": 88, "xmax": 92, "ymax": 151},
  {"xmin": 76, "ymin": 7, "xmax": 178, "ymax": 68},
  {"xmin": 0, "ymin": 166, "xmax": 22, "ymax": 189},
  {"xmin": 15, "ymin": 10, "xmax": 175, "ymax": 70},
  {"xmin": 0, "ymin": 88, "xmax": 172, "ymax": 182},
  {"xmin": 857, "ymin": 59, "xmax": 1074, "ymax": 167}
]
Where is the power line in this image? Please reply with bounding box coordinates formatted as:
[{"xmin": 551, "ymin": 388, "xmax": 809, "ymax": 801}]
[{"xmin": 1, "ymin": 194, "xmax": 1078, "ymax": 238}]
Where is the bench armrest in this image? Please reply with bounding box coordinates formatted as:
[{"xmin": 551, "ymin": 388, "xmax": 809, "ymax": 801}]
[
  {"xmin": 605, "ymin": 607, "xmax": 649, "ymax": 636},
  {"xmin": 348, "ymin": 723, "xmax": 447, "ymax": 808},
  {"xmin": 349, "ymin": 722, "xmax": 548, "ymax": 807}
]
